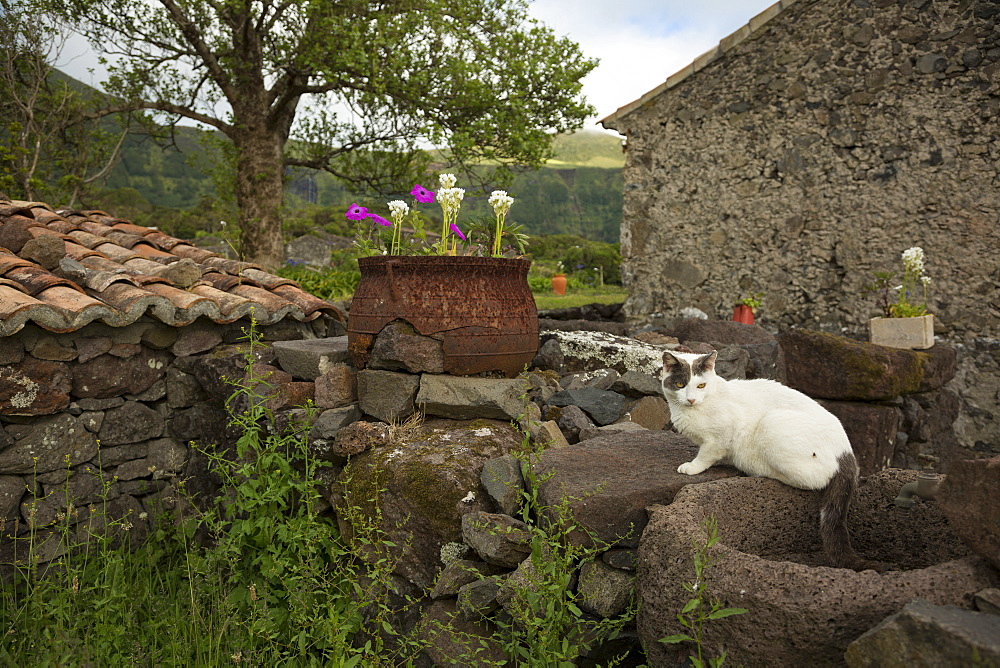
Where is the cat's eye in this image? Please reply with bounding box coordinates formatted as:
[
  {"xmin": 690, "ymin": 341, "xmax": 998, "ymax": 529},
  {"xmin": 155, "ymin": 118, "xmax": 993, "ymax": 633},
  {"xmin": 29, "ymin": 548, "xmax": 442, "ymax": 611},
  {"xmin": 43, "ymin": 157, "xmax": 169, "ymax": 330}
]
[
  {"xmin": 674, "ymin": 382, "xmax": 685, "ymax": 388},
  {"xmin": 697, "ymin": 383, "xmax": 706, "ymax": 389}
]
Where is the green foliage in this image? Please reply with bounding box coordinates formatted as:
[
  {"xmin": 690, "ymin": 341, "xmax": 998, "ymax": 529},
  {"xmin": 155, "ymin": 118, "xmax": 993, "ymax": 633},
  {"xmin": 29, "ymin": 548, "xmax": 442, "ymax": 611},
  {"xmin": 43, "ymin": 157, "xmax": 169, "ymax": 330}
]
[
  {"xmin": 527, "ymin": 234, "xmax": 622, "ymax": 285},
  {"xmin": 739, "ymin": 292, "xmax": 764, "ymax": 310},
  {"xmin": 659, "ymin": 517, "xmax": 748, "ymax": 668},
  {"xmin": 863, "ymin": 247, "xmax": 931, "ymax": 318},
  {"xmin": 277, "ymin": 252, "xmax": 362, "ymax": 301}
]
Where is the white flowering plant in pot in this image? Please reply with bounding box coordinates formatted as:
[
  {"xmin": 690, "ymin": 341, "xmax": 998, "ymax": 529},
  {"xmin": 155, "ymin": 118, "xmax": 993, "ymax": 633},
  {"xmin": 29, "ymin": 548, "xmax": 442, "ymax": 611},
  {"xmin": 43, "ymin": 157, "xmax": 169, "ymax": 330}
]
[
  {"xmin": 865, "ymin": 247, "xmax": 935, "ymax": 349},
  {"xmin": 863, "ymin": 247, "xmax": 932, "ymax": 318},
  {"xmin": 346, "ymin": 173, "xmax": 527, "ymax": 257}
]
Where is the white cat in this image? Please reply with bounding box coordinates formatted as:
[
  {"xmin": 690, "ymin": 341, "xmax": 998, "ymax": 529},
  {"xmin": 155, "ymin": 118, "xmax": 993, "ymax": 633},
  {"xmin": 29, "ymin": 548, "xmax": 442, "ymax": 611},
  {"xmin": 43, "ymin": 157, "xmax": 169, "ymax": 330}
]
[{"xmin": 661, "ymin": 350, "xmax": 867, "ymax": 570}]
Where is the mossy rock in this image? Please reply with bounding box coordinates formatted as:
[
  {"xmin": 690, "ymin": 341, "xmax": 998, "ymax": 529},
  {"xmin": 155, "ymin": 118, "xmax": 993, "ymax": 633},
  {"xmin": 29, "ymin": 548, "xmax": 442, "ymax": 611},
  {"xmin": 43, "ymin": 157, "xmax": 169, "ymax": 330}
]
[
  {"xmin": 334, "ymin": 418, "xmax": 525, "ymax": 589},
  {"xmin": 778, "ymin": 329, "xmax": 954, "ymax": 401}
]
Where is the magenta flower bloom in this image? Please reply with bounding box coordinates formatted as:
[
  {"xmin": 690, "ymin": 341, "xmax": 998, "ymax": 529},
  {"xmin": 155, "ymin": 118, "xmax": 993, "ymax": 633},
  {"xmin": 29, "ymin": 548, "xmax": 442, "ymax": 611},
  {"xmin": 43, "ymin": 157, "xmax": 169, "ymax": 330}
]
[
  {"xmin": 411, "ymin": 185, "xmax": 435, "ymax": 203},
  {"xmin": 450, "ymin": 222, "xmax": 466, "ymax": 241},
  {"xmin": 368, "ymin": 213, "xmax": 392, "ymax": 227},
  {"xmin": 345, "ymin": 203, "xmax": 369, "ymax": 221}
]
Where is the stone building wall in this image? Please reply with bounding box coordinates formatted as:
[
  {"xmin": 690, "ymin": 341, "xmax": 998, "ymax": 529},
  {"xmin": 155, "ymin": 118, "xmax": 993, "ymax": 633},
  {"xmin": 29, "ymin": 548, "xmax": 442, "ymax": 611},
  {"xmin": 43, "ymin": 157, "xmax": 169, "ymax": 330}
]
[{"xmin": 602, "ymin": 0, "xmax": 1000, "ymax": 451}]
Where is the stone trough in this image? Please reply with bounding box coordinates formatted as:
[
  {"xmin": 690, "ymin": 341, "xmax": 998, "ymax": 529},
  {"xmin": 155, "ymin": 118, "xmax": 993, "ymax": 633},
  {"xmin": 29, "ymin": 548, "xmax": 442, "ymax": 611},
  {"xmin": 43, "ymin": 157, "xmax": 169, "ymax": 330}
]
[{"xmin": 638, "ymin": 469, "xmax": 1000, "ymax": 666}]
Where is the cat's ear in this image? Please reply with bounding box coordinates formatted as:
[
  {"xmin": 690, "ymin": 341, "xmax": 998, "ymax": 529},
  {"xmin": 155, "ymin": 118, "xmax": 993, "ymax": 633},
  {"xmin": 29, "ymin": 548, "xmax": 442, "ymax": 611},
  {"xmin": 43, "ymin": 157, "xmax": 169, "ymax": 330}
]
[
  {"xmin": 662, "ymin": 351, "xmax": 680, "ymax": 370},
  {"xmin": 700, "ymin": 351, "xmax": 719, "ymax": 372}
]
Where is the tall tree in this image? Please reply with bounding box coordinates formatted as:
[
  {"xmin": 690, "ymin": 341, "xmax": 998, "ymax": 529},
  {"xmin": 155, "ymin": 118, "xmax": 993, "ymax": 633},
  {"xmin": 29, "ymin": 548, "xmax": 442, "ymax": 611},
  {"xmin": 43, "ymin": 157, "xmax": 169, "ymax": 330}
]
[
  {"xmin": 0, "ymin": 1, "xmax": 128, "ymax": 204},
  {"xmin": 44, "ymin": 0, "xmax": 597, "ymax": 268}
]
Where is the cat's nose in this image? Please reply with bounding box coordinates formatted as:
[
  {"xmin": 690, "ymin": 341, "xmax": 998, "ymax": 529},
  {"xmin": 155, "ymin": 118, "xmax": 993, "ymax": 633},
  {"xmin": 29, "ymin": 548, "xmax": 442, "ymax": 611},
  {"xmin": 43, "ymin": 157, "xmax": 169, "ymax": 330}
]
[{"xmin": 687, "ymin": 398, "xmax": 696, "ymax": 405}]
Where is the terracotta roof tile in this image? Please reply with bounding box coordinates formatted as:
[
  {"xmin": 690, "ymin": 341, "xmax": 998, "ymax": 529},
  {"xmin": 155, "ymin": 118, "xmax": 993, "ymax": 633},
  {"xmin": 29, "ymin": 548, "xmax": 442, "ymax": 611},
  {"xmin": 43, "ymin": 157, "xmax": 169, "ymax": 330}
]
[{"xmin": 0, "ymin": 197, "xmax": 343, "ymax": 336}]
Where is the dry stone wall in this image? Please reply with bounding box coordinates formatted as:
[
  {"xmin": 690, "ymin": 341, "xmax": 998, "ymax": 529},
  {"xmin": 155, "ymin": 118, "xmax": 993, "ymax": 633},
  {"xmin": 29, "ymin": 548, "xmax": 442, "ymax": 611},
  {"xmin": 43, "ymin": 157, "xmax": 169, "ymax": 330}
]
[
  {"xmin": 604, "ymin": 0, "xmax": 1000, "ymax": 451},
  {"xmin": 0, "ymin": 316, "xmax": 329, "ymax": 566}
]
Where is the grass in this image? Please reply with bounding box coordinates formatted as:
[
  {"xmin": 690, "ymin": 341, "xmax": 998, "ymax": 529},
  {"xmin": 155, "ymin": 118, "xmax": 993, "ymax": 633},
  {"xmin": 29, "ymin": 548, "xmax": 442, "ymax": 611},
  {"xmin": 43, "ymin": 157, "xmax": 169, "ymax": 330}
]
[{"xmin": 533, "ymin": 286, "xmax": 627, "ymax": 311}]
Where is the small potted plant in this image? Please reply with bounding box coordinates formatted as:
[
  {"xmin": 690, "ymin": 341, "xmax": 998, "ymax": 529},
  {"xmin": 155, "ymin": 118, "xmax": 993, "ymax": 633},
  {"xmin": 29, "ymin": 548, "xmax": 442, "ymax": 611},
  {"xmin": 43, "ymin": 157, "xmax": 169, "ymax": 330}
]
[
  {"xmin": 732, "ymin": 292, "xmax": 763, "ymax": 325},
  {"xmin": 551, "ymin": 261, "xmax": 567, "ymax": 295},
  {"xmin": 864, "ymin": 246, "xmax": 934, "ymax": 349}
]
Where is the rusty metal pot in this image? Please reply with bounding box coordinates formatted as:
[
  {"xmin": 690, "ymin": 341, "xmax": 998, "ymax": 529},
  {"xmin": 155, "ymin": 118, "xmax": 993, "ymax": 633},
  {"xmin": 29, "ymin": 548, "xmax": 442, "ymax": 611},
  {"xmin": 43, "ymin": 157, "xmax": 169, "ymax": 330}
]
[{"xmin": 347, "ymin": 256, "xmax": 538, "ymax": 377}]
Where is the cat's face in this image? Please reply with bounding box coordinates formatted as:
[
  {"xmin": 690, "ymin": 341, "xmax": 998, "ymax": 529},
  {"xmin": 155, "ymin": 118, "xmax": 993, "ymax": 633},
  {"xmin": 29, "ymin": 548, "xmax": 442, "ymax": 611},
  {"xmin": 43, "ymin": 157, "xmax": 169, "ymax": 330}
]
[{"xmin": 661, "ymin": 351, "xmax": 718, "ymax": 407}]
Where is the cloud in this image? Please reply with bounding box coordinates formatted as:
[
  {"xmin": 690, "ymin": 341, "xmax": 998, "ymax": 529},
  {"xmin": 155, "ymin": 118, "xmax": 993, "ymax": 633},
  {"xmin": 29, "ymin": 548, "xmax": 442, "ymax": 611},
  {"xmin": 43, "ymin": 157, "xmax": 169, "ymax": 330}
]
[{"xmin": 526, "ymin": 0, "xmax": 777, "ymax": 130}]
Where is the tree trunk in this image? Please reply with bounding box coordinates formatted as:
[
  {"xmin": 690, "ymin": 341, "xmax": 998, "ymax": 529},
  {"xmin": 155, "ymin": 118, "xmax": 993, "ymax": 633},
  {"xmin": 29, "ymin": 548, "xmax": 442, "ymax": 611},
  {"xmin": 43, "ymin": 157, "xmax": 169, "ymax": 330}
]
[{"xmin": 233, "ymin": 128, "xmax": 286, "ymax": 269}]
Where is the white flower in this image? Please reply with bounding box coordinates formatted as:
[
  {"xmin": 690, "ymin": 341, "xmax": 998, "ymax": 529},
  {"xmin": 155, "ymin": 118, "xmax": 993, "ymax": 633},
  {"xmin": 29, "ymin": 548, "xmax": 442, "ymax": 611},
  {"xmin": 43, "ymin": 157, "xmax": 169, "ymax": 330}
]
[
  {"xmin": 488, "ymin": 190, "xmax": 514, "ymax": 217},
  {"xmin": 901, "ymin": 246, "xmax": 924, "ymax": 274},
  {"xmin": 921, "ymin": 276, "xmax": 932, "ymax": 285},
  {"xmin": 219, "ymin": 220, "xmax": 227, "ymax": 228},
  {"xmin": 439, "ymin": 173, "xmax": 457, "ymax": 189},
  {"xmin": 461, "ymin": 491, "xmax": 476, "ymax": 503},
  {"xmin": 387, "ymin": 199, "xmax": 408, "ymax": 226},
  {"xmin": 438, "ymin": 187, "xmax": 465, "ymax": 214}
]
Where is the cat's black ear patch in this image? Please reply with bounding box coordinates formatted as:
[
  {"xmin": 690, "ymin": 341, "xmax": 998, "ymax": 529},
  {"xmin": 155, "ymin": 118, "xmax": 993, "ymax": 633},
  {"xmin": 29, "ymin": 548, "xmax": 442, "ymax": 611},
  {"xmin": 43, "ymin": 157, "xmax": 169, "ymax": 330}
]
[
  {"xmin": 662, "ymin": 351, "xmax": 680, "ymax": 369},
  {"xmin": 696, "ymin": 351, "xmax": 718, "ymax": 374}
]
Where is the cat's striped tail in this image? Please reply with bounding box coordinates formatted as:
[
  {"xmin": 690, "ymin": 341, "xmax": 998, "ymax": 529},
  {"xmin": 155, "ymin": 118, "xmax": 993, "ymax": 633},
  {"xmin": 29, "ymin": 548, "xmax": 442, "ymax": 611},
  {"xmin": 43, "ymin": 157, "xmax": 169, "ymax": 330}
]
[{"xmin": 820, "ymin": 451, "xmax": 867, "ymax": 570}]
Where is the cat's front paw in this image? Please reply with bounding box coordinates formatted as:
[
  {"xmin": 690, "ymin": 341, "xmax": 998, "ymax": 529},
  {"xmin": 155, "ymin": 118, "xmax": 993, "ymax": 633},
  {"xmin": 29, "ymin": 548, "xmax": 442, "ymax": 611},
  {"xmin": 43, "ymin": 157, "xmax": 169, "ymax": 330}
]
[{"xmin": 677, "ymin": 461, "xmax": 701, "ymax": 475}]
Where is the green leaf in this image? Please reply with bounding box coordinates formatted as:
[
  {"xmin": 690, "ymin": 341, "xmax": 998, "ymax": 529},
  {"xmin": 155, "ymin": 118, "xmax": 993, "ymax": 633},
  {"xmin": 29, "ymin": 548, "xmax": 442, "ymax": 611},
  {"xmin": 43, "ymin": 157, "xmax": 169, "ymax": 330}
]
[
  {"xmin": 707, "ymin": 607, "xmax": 748, "ymax": 620},
  {"xmin": 681, "ymin": 598, "xmax": 700, "ymax": 614},
  {"xmin": 659, "ymin": 633, "xmax": 694, "ymax": 644}
]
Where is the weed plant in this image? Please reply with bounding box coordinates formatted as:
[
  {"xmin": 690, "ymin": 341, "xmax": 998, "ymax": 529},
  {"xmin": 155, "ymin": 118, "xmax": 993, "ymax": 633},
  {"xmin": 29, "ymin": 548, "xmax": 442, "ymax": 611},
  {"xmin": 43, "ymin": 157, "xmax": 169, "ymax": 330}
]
[
  {"xmin": 1, "ymin": 323, "xmax": 410, "ymax": 665},
  {"xmin": 659, "ymin": 516, "xmax": 748, "ymax": 668}
]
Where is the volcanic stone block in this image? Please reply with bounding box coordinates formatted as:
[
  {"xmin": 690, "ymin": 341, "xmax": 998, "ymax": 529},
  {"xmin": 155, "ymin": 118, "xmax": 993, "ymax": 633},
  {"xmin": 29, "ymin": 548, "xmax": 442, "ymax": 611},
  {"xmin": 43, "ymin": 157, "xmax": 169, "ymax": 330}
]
[
  {"xmin": 0, "ymin": 357, "xmax": 71, "ymax": 415},
  {"xmin": 778, "ymin": 329, "xmax": 955, "ymax": 401},
  {"xmin": 72, "ymin": 348, "xmax": 171, "ymax": 399},
  {"xmin": 272, "ymin": 337, "xmax": 350, "ymax": 380},
  {"xmin": 533, "ymin": 430, "xmax": 740, "ymax": 548},
  {"xmin": 0, "ymin": 414, "xmax": 98, "ymax": 474},
  {"xmin": 938, "ymin": 455, "xmax": 1000, "ymax": 569},
  {"xmin": 845, "ymin": 599, "xmax": 1000, "ymax": 667},
  {"xmin": 358, "ymin": 369, "xmax": 420, "ymax": 422},
  {"xmin": 416, "ymin": 375, "xmax": 527, "ymax": 421}
]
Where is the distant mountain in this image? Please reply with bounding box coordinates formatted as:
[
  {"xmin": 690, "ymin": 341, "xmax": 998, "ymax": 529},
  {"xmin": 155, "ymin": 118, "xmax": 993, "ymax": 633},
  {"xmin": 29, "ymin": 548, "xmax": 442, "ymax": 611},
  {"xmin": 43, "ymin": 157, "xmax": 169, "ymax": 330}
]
[{"xmin": 548, "ymin": 130, "xmax": 625, "ymax": 168}]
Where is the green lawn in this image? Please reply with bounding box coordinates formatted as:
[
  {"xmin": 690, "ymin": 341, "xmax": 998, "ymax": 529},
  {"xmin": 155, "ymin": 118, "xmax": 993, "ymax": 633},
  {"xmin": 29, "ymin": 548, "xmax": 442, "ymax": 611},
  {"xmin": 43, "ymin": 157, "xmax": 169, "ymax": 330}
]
[{"xmin": 532, "ymin": 286, "xmax": 627, "ymax": 311}]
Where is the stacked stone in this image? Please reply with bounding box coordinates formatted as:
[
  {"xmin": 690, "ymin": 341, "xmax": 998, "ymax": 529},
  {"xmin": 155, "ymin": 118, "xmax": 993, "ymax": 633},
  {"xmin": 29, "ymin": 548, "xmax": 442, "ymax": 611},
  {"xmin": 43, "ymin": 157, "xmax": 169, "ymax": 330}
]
[{"xmin": 0, "ymin": 316, "xmax": 326, "ymax": 565}]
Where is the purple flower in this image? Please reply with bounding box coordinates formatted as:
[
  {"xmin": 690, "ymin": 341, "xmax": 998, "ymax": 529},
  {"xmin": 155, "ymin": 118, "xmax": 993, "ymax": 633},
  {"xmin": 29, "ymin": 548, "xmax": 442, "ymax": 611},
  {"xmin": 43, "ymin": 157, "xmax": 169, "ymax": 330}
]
[
  {"xmin": 411, "ymin": 184, "xmax": 435, "ymax": 203},
  {"xmin": 368, "ymin": 213, "xmax": 392, "ymax": 227},
  {"xmin": 450, "ymin": 222, "xmax": 466, "ymax": 241},
  {"xmin": 345, "ymin": 203, "xmax": 369, "ymax": 221}
]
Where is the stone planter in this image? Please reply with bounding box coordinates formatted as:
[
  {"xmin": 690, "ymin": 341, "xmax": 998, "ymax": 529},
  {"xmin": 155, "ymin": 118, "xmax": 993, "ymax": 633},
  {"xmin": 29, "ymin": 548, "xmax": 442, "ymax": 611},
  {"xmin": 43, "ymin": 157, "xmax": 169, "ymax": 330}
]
[
  {"xmin": 868, "ymin": 314, "xmax": 934, "ymax": 350},
  {"xmin": 638, "ymin": 469, "xmax": 1000, "ymax": 666},
  {"xmin": 347, "ymin": 256, "xmax": 538, "ymax": 377}
]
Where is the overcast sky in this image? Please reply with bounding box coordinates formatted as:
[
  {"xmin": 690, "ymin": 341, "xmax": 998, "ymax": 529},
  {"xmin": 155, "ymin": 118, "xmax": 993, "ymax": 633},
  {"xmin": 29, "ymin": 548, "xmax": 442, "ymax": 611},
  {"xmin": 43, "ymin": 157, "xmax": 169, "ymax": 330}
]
[
  {"xmin": 526, "ymin": 0, "xmax": 777, "ymax": 131},
  {"xmin": 56, "ymin": 0, "xmax": 778, "ymax": 135}
]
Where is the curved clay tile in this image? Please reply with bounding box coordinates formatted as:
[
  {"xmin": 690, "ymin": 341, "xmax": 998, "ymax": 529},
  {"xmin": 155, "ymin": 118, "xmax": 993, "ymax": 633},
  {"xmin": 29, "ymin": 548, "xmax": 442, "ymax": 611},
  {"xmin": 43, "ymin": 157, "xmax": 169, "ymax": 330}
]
[
  {"xmin": 104, "ymin": 229, "xmax": 148, "ymax": 249},
  {"xmin": 68, "ymin": 230, "xmax": 112, "ymax": 249},
  {"xmin": 142, "ymin": 282, "xmax": 219, "ymax": 325},
  {"xmin": 230, "ymin": 284, "xmax": 308, "ymax": 323},
  {"xmin": 190, "ymin": 284, "xmax": 258, "ymax": 321},
  {"xmin": 111, "ymin": 222, "xmax": 152, "ymax": 236},
  {"xmin": 90, "ymin": 282, "xmax": 177, "ymax": 327},
  {"xmin": 199, "ymin": 270, "xmax": 244, "ymax": 291},
  {"xmin": 44, "ymin": 219, "xmax": 79, "ymax": 235},
  {"xmin": 271, "ymin": 284, "xmax": 342, "ymax": 320},
  {"xmin": 93, "ymin": 242, "xmax": 140, "ymax": 263},
  {"xmin": 4, "ymin": 265, "xmax": 83, "ymax": 297},
  {"xmin": 30, "ymin": 209, "xmax": 65, "ymax": 225},
  {"xmin": 0, "ymin": 252, "xmax": 37, "ymax": 275},
  {"xmin": 31, "ymin": 285, "xmax": 114, "ymax": 332},
  {"xmin": 241, "ymin": 268, "xmax": 297, "ymax": 289},
  {"xmin": 142, "ymin": 231, "xmax": 187, "ymax": 250},
  {"xmin": 76, "ymin": 220, "xmax": 117, "ymax": 237},
  {"xmin": 62, "ymin": 240, "xmax": 107, "ymax": 262},
  {"xmin": 132, "ymin": 243, "xmax": 176, "ymax": 260},
  {"xmin": 170, "ymin": 244, "xmax": 218, "ymax": 263}
]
